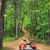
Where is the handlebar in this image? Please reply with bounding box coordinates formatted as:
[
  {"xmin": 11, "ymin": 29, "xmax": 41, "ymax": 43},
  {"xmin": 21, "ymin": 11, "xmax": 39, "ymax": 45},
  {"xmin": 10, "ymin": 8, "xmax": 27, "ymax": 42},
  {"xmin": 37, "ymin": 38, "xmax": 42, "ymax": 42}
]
[
  {"xmin": 23, "ymin": 39, "xmax": 28, "ymax": 44},
  {"xmin": 22, "ymin": 39, "xmax": 31, "ymax": 45}
]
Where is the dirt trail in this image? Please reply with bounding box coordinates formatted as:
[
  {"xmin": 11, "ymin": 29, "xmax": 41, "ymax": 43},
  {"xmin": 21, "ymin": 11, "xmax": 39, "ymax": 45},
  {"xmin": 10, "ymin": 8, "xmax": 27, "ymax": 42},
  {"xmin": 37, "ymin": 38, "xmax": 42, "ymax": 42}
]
[{"xmin": 3, "ymin": 27, "xmax": 50, "ymax": 50}]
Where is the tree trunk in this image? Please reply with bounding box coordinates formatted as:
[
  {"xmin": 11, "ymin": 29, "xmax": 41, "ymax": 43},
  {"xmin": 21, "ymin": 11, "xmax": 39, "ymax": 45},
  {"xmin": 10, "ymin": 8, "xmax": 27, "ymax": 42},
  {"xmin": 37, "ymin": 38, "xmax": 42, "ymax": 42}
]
[
  {"xmin": 0, "ymin": 0, "xmax": 6, "ymax": 49},
  {"xmin": 14, "ymin": 0, "xmax": 18, "ymax": 38},
  {"xmin": 48, "ymin": 7, "xmax": 50, "ymax": 44}
]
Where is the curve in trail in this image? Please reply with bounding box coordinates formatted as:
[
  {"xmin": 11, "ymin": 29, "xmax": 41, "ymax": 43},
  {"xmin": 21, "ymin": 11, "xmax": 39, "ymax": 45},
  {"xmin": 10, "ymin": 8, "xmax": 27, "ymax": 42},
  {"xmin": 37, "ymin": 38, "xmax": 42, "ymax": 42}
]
[{"xmin": 3, "ymin": 28, "xmax": 50, "ymax": 50}]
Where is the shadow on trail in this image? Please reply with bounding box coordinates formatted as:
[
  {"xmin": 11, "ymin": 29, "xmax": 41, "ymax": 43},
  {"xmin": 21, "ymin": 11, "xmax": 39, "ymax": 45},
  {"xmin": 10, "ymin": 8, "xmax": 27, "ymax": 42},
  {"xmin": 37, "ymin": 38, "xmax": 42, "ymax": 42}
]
[{"xmin": 1, "ymin": 47, "xmax": 15, "ymax": 50}]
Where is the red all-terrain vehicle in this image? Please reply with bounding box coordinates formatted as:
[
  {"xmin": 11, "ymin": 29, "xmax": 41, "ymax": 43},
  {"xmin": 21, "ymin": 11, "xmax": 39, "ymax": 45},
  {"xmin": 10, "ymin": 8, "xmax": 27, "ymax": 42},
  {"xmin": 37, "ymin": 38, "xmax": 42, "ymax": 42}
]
[{"xmin": 19, "ymin": 39, "xmax": 37, "ymax": 50}]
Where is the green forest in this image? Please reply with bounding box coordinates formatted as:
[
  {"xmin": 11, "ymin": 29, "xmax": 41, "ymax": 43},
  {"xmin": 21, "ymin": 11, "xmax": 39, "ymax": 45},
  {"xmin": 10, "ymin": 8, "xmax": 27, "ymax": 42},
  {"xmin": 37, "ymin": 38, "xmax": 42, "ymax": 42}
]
[
  {"xmin": 4, "ymin": 0, "xmax": 49, "ymax": 43},
  {"xmin": 0, "ymin": 0, "xmax": 50, "ymax": 50}
]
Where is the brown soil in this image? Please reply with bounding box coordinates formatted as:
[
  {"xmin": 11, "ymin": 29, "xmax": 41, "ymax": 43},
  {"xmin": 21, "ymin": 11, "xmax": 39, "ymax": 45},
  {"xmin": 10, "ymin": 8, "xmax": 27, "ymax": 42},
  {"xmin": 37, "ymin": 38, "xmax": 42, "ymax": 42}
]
[{"xmin": 3, "ymin": 28, "xmax": 50, "ymax": 50}]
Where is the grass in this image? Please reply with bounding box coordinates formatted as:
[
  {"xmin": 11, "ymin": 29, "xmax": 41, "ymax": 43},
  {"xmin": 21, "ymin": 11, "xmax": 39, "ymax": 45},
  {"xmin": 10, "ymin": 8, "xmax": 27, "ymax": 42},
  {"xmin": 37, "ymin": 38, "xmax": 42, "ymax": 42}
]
[{"xmin": 3, "ymin": 36, "xmax": 15, "ymax": 42}]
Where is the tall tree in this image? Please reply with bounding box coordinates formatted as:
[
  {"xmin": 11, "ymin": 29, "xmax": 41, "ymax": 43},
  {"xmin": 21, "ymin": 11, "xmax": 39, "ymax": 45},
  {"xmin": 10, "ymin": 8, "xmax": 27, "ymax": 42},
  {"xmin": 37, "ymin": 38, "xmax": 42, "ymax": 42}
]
[
  {"xmin": 30, "ymin": 0, "xmax": 38, "ymax": 39},
  {"xmin": 22, "ymin": 0, "xmax": 26, "ymax": 29},
  {"xmin": 30, "ymin": 0, "xmax": 34, "ymax": 39},
  {"xmin": 14, "ymin": 0, "xmax": 18, "ymax": 38},
  {"xmin": 17, "ymin": 0, "xmax": 22, "ymax": 35},
  {"xmin": 0, "ymin": 0, "xmax": 6, "ymax": 49},
  {"xmin": 48, "ymin": 0, "xmax": 50, "ymax": 44}
]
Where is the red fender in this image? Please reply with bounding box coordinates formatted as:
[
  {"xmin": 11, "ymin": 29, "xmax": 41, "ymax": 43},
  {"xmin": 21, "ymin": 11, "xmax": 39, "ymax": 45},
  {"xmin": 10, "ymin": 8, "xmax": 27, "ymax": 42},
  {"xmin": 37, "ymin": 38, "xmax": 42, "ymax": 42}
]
[
  {"xmin": 20, "ymin": 43, "xmax": 26, "ymax": 50},
  {"xmin": 30, "ymin": 42, "xmax": 37, "ymax": 49}
]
